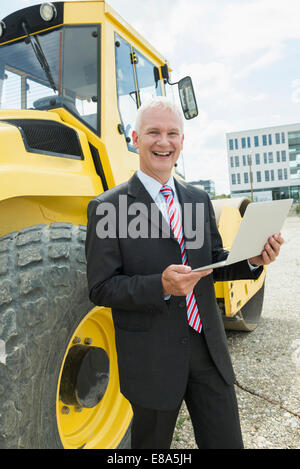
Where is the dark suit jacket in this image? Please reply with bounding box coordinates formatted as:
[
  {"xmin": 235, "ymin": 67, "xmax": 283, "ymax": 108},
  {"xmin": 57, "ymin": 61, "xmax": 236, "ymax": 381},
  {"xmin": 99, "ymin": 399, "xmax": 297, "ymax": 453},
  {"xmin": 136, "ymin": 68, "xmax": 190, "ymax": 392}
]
[{"xmin": 85, "ymin": 172, "xmax": 263, "ymax": 410}]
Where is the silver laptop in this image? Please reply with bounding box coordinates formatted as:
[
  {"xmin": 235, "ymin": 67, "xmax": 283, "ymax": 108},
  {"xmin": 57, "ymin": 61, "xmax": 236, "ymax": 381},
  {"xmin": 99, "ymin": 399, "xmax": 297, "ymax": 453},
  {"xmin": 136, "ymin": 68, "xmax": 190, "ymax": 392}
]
[{"xmin": 193, "ymin": 199, "xmax": 292, "ymax": 271}]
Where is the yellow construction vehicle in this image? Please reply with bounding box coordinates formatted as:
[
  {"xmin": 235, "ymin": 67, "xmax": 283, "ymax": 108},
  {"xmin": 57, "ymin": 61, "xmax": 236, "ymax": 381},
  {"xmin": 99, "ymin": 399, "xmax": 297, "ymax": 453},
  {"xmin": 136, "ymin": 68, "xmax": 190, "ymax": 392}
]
[{"xmin": 0, "ymin": 1, "xmax": 265, "ymax": 449}]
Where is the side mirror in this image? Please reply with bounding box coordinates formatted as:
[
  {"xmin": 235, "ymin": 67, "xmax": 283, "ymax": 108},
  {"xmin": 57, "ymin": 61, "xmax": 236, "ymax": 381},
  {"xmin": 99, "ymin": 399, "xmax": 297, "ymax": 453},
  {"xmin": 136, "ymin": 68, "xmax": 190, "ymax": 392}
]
[
  {"xmin": 178, "ymin": 76, "xmax": 198, "ymax": 120},
  {"xmin": 160, "ymin": 65, "xmax": 198, "ymax": 120}
]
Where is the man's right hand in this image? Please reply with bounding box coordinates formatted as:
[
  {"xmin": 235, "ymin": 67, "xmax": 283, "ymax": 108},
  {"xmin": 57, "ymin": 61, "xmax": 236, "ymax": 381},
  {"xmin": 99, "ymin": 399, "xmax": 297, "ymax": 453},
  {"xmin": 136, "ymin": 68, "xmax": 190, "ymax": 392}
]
[{"xmin": 161, "ymin": 264, "xmax": 212, "ymax": 297}]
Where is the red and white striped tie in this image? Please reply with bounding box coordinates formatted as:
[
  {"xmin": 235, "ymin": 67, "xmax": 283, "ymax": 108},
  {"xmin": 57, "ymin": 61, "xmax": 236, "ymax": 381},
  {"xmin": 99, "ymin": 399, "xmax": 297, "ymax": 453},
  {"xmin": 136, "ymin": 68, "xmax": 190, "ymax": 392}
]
[{"xmin": 160, "ymin": 185, "xmax": 202, "ymax": 333}]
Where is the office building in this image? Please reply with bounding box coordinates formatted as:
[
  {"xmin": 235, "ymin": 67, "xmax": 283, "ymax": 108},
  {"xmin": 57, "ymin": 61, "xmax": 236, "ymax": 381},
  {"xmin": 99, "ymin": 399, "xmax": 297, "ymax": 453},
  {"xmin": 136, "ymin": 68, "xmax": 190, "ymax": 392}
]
[
  {"xmin": 189, "ymin": 179, "xmax": 215, "ymax": 198},
  {"xmin": 226, "ymin": 123, "xmax": 300, "ymax": 201}
]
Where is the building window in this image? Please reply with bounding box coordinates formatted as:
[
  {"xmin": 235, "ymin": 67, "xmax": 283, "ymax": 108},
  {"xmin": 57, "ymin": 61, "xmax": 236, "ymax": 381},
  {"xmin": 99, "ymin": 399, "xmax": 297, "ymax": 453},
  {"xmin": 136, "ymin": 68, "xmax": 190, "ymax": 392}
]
[
  {"xmin": 281, "ymin": 132, "xmax": 285, "ymax": 143},
  {"xmin": 234, "ymin": 138, "xmax": 238, "ymax": 150},
  {"xmin": 262, "ymin": 135, "xmax": 267, "ymax": 146},
  {"xmin": 264, "ymin": 152, "xmax": 267, "ymax": 164},
  {"xmin": 281, "ymin": 150, "xmax": 286, "ymax": 162},
  {"xmin": 278, "ymin": 169, "xmax": 283, "ymax": 180},
  {"xmin": 231, "ymin": 174, "xmax": 236, "ymax": 185},
  {"xmin": 255, "ymin": 153, "xmax": 260, "ymax": 164},
  {"xmin": 241, "ymin": 137, "xmax": 246, "ymax": 148},
  {"xmin": 256, "ymin": 171, "xmax": 261, "ymax": 182},
  {"xmin": 276, "ymin": 151, "xmax": 280, "ymax": 162},
  {"xmin": 287, "ymin": 132, "xmax": 300, "ymax": 180},
  {"xmin": 254, "ymin": 136, "xmax": 259, "ymax": 147},
  {"xmin": 247, "ymin": 136, "xmax": 251, "ymax": 148},
  {"xmin": 268, "ymin": 134, "xmax": 272, "ymax": 145},
  {"xmin": 229, "ymin": 139, "xmax": 233, "ymax": 150},
  {"xmin": 268, "ymin": 152, "xmax": 273, "ymax": 163},
  {"xmin": 242, "ymin": 155, "xmax": 247, "ymax": 166},
  {"xmin": 230, "ymin": 156, "xmax": 234, "ymax": 167},
  {"xmin": 270, "ymin": 169, "xmax": 274, "ymax": 181},
  {"xmin": 235, "ymin": 155, "xmax": 240, "ymax": 167},
  {"xmin": 237, "ymin": 173, "xmax": 241, "ymax": 184},
  {"xmin": 284, "ymin": 168, "xmax": 288, "ymax": 179},
  {"xmin": 265, "ymin": 170, "xmax": 270, "ymax": 181},
  {"xmin": 275, "ymin": 133, "xmax": 280, "ymax": 144},
  {"xmin": 244, "ymin": 172, "xmax": 249, "ymax": 183}
]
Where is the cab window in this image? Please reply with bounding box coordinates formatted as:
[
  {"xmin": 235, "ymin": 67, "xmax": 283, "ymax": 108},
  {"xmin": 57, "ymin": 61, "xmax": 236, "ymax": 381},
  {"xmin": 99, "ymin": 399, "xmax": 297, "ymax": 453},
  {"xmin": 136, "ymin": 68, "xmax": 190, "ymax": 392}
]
[
  {"xmin": 135, "ymin": 49, "xmax": 162, "ymax": 106},
  {"xmin": 0, "ymin": 25, "xmax": 100, "ymax": 134},
  {"xmin": 115, "ymin": 34, "xmax": 162, "ymax": 152},
  {"xmin": 115, "ymin": 35, "xmax": 137, "ymax": 152}
]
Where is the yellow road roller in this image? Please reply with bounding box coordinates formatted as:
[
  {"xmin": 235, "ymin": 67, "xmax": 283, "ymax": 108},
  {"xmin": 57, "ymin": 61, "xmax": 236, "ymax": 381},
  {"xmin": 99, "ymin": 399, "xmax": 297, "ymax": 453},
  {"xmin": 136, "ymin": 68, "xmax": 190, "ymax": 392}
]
[{"xmin": 0, "ymin": 0, "xmax": 265, "ymax": 449}]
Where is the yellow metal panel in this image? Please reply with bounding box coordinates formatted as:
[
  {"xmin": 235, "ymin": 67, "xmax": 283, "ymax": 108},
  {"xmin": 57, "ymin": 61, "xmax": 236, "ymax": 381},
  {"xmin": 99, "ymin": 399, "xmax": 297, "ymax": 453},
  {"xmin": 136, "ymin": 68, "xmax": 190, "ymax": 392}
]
[
  {"xmin": 0, "ymin": 108, "xmax": 105, "ymax": 234},
  {"xmin": 51, "ymin": 107, "xmax": 116, "ymax": 190},
  {"xmin": 218, "ymin": 206, "xmax": 242, "ymax": 249},
  {"xmin": 226, "ymin": 270, "xmax": 266, "ymax": 317},
  {"xmin": 0, "ymin": 196, "xmax": 90, "ymax": 237},
  {"xmin": 0, "ymin": 117, "xmax": 102, "ymax": 202},
  {"xmin": 214, "ymin": 282, "xmax": 224, "ymax": 298},
  {"xmin": 64, "ymin": 1, "xmax": 105, "ymax": 24}
]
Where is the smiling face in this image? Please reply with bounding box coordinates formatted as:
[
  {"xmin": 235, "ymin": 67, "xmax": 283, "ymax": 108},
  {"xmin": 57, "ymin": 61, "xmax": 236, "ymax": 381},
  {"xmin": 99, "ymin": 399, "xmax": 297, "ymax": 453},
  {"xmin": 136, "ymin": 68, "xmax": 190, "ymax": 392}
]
[{"xmin": 132, "ymin": 106, "xmax": 184, "ymax": 184}]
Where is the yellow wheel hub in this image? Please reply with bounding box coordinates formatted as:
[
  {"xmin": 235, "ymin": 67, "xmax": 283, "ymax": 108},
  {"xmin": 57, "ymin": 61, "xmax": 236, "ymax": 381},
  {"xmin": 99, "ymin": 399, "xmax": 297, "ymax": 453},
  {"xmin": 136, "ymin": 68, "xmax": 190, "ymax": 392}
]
[{"xmin": 56, "ymin": 306, "xmax": 132, "ymax": 449}]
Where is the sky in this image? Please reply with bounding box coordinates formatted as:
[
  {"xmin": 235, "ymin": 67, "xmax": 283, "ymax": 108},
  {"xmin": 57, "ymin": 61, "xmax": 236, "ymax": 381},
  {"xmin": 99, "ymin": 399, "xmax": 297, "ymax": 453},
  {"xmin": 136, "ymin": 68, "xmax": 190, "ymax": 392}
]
[{"xmin": 2, "ymin": 0, "xmax": 300, "ymax": 194}]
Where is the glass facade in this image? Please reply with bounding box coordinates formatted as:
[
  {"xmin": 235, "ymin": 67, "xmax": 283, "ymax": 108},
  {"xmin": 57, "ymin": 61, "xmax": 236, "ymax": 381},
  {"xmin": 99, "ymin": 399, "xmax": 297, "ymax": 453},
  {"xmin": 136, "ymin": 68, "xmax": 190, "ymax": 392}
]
[
  {"xmin": 288, "ymin": 132, "xmax": 300, "ymax": 179},
  {"xmin": 228, "ymin": 127, "xmax": 300, "ymax": 203}
]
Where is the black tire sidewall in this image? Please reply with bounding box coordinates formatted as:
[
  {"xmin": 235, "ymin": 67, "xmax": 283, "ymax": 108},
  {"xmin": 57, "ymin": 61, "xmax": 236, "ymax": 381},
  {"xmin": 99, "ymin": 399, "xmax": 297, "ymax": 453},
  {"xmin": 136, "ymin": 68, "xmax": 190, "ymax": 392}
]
[{"xmin": 0, "ymin": 223, "xmax": 93, "ymax": 448}]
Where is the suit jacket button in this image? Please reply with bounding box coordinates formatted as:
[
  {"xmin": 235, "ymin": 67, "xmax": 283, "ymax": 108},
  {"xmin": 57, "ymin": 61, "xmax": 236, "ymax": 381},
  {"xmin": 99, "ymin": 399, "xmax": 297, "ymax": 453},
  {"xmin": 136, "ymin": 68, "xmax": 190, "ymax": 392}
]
[
  {"xmin": 181, "ymin": 337, "xmax": 188, "ymax": 344},
  {"xmin": 179, "ymin": 301, "xmax": 186, "ymax": 308}
]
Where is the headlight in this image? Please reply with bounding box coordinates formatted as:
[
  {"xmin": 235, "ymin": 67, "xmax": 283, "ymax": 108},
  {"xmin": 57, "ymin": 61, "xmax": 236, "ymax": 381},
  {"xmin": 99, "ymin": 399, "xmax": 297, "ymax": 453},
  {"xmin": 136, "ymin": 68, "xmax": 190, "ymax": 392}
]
[
  {"xmin": 0, "ymin": 21, "xmax": 6, "ymax": 38},
  {"xmin": 40, "ymin": 2, "xmax": 57, "ymax": 22}
]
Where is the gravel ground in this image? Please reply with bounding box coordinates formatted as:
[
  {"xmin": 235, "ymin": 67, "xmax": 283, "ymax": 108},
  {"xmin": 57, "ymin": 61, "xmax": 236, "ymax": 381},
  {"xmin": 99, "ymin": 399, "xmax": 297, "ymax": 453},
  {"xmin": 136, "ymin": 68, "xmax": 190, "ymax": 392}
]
[{"xmin": 171, "ymin": 216, "xmax": 300, "ymax": 449}]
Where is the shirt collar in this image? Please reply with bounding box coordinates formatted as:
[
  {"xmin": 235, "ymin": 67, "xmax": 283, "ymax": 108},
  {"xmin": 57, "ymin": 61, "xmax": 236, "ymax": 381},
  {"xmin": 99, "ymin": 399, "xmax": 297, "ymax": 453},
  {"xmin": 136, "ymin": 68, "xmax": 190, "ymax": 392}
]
[{"xmin": 136, "ymin": 169, "xmax": 175, "ymax": 200}]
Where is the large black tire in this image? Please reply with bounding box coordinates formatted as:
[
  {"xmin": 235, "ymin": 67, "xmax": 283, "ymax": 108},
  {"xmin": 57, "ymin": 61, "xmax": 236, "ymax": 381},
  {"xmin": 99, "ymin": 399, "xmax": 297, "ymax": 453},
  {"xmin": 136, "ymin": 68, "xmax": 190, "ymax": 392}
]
[{"xmin": 0, "ymin": 223, "xmax": 131, "ymax": 449}]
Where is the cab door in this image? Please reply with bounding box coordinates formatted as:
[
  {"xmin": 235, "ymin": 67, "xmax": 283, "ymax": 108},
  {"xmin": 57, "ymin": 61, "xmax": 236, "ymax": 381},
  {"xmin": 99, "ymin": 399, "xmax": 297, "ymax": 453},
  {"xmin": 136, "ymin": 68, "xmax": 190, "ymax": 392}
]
[{"xmin": 114, "ymin": 33, "xmax": 163, "ymax": 152}]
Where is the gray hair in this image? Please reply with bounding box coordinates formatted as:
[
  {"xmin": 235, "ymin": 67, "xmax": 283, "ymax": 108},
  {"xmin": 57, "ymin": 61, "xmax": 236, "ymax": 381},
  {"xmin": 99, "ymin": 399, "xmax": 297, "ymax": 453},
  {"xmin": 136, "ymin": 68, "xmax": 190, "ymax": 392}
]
[{"xmin": 134, "ymin": 96, "xmax": 184, "ymax": 134}]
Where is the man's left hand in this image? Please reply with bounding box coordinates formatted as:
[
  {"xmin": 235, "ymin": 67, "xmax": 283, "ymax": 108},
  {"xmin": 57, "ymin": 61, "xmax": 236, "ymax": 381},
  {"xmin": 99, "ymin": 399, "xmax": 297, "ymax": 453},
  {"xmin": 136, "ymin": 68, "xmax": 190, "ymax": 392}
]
[{"xmin": 249, "ymin": 233, "xmax": 284, "ymax": 267}]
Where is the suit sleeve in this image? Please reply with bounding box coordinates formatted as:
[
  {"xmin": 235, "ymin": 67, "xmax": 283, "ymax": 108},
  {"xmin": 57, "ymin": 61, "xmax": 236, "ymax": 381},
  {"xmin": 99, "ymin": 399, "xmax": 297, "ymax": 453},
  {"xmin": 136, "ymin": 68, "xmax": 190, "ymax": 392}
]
[
  {"xmin": 85, "ymin": 199, "xmax": 168, "ymax": 312},
  {"xmin": 206, "ymin": 195, "xmax": 264, "ymax": 282}
]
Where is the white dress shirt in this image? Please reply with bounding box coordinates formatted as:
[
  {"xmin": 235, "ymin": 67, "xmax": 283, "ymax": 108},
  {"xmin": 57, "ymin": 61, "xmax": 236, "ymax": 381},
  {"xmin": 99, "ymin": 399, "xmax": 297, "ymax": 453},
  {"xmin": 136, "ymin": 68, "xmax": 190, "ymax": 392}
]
[{"xmin": 136, "ymin": 169, "xmax": 181, "ymax": 224}]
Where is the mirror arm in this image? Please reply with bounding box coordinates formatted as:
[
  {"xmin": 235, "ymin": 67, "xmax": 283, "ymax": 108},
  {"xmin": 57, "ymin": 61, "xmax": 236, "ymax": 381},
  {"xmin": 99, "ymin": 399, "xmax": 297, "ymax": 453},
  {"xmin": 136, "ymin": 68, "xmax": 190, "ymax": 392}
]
[{"xmin": 166, "ymin": 78, "xmax": 179, "ymax": 86}]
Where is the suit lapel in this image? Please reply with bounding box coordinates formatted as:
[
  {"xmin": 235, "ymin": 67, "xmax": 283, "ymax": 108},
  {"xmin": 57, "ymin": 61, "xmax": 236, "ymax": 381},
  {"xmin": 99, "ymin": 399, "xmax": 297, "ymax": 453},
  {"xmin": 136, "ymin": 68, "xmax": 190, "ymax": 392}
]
[
  {"xmin": 127, "ymin": 172, "xmax": 173, "ymax": 240},
  {"xmin": 127, "ymin": 173, "xmax": 201, "ymax": 254}
]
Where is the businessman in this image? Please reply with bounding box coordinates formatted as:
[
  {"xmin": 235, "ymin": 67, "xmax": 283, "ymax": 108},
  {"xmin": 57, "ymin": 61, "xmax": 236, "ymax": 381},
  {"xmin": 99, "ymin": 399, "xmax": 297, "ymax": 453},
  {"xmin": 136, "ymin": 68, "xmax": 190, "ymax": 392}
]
[{"xmin": 85, "ymin": 97, "xmax": 283, "ymax": 449}]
